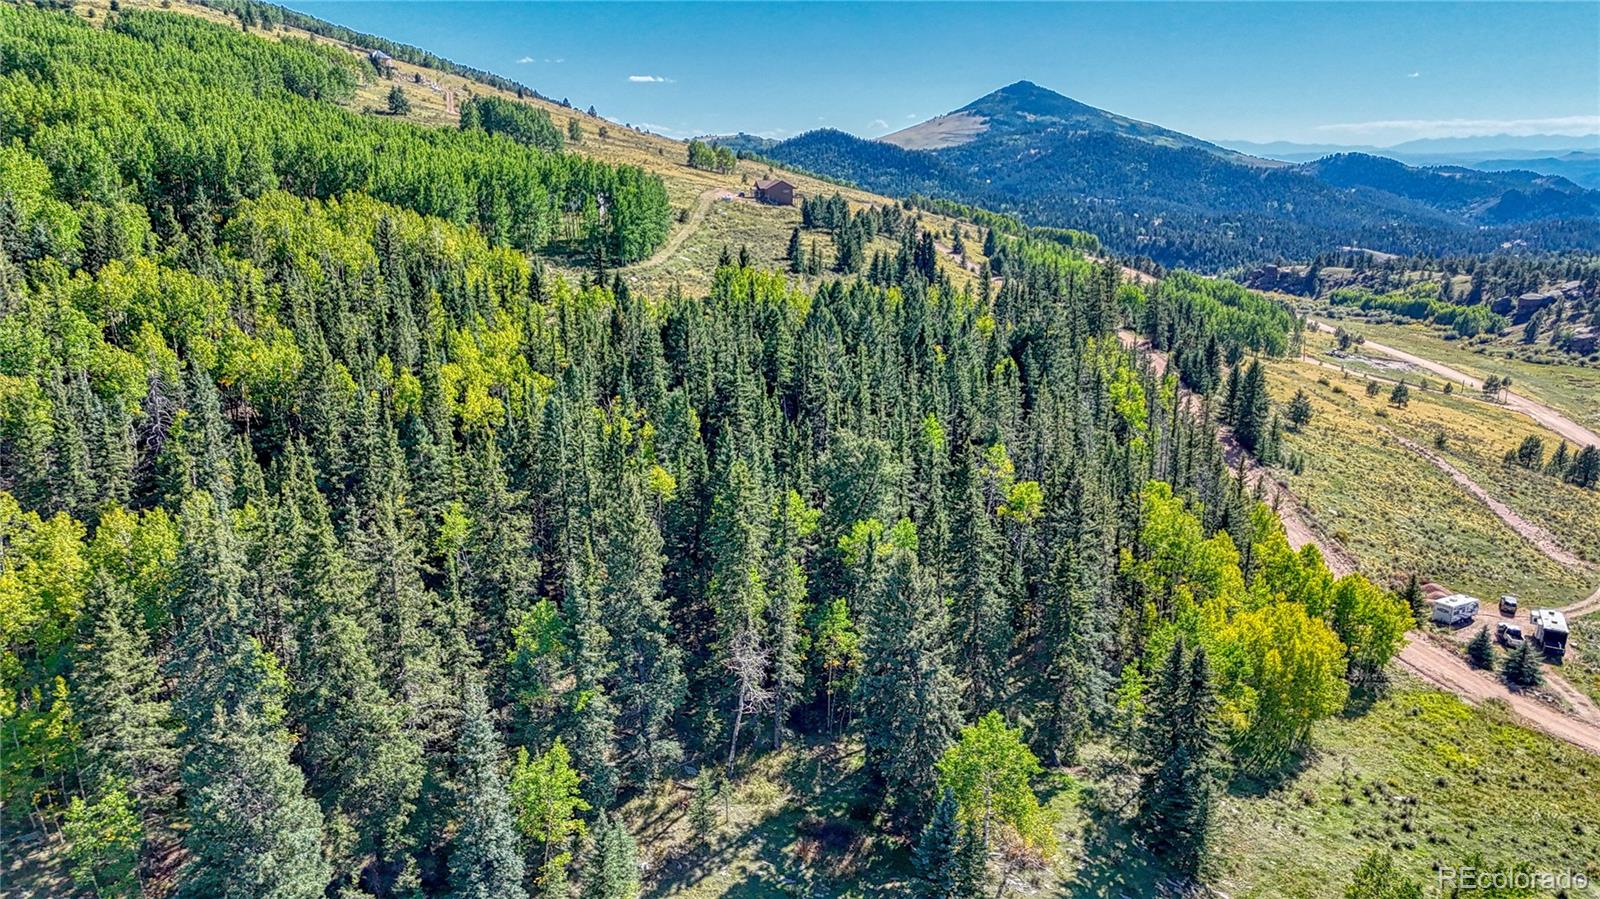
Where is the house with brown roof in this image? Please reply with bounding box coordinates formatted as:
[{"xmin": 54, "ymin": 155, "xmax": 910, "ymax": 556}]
[{"xmin": 753, "ymin": 178, "xmax": 794, "ymax": 206}]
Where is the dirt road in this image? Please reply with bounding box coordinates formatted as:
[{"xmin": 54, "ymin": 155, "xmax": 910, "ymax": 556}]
[
  {"xmin": 624, "ymin": 188, "xmax": 726, "ymax": 273},
  {"xmin": 1308, "ymin": 319, "xmax": 1600, "ymax": 449},
  {"xmin": 1388, "ymin": 432, "xmax": 1589, "ymax": 570},
  {"xmin": 1119, "ymin": 330, "xmax": 1600, "ymax": 754},
  {"xmin": 1397, "ymin": 637, "xmax": 1600, "ymax": 754}
]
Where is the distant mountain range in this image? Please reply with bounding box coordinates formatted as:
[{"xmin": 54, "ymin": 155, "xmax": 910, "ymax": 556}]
[
  {"xmin": 1226, "ymin": 135, "xmax": 1600, "ymax": 189},
  {"xmin": 1228, "ymin": 133, "xmax": 1600, "ymax": 160},
  {"xmin": 710, "ymin": 82, "xmax": 1600, "ymax": 270}
]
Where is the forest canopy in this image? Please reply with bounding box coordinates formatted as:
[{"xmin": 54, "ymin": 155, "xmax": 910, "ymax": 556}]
[{"xmin": 0, "ymin": 6, "xmax": 1408, "ymax": 898}]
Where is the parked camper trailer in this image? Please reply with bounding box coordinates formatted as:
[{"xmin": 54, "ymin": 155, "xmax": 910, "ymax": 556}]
[
  {"xmin": 1431, "ymin": 594, "xmax": 1479, "ymax": 627},
  {"xmin": 1530, "ymin": 609, "xmax": 1569, "ymax": 660}
]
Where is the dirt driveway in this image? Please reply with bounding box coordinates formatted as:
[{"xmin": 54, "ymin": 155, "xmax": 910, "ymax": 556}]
[{"xmin": 1308, "ymin": 319, "xmax": 1600, "ymax": 449}]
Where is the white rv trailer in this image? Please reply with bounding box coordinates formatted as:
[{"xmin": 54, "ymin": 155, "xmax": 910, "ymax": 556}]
[{"xmin": 1431, "ymin": 593, "xmax": 1479, "ymax": 627}]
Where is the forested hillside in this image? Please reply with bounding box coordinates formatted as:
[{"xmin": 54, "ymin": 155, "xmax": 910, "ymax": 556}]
[{"xmin": 3, "ymin": 6, "xmax": 1418, "ymax": 898}]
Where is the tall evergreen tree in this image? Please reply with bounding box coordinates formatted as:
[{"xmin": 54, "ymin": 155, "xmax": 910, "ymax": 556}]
[
  {"xmin": 282, "ymin": 456, "xmax": 423, "ymax": 885},
  {"xmin": 169, "ymin": 493, "xmax": 330, "ymax": 899},
  {"xmin": 913, "ymin": 788, "xmax": 967, "ymax": 899},
  {"xmin": 448, "ymin": 679, "xmax": 527, "ymax": 899},
  {"xmin": 859, "ymin": 544, "xmax": 962, "ymax": 826},
  {"xmin": 581, "ymin": 812, "xmax": 640, "ymax": 899},
  {"xmin": 1136, "ymin": 637, "xmax": 1219, "ymax": 878}
]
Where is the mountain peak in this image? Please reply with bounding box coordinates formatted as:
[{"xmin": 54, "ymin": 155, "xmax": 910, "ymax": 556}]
[{"xmin": 883, "ymin": 81, "xmax": 1265, "ymax": 164}]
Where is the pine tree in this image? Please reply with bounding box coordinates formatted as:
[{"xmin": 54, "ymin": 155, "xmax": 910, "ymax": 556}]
[
  {"xmin": 75, "ymin": 579, "xmax": 176, "ymax": 817},
  {"xmin": 448, "ymin": 679, "xmax": 528, "ymax": 899},
  {"xmin": 581, "ymin": 812, "xmax": 640, "ymax": 899},
  {"xmin": 1398, "ymin": 573, "xmax": 1427, "ymax": 625},
  {"xmin": 1285, "ymin": 389, "xmax": 1314, "ymax": 432},
  {"xmin": 1568, "ymin": 445, "xmax": 1600, "ymax": 489},
  {"xmin": 282, "ymin": 456, "xmax": 423, "ymax": 881},
  {"xmin": 387, "ymin": 84, "xmax": 411, "ymax": 116},
  {"xmin": 564, "ymin": 547, "xmax": 620, "ymax": 811},
  {"xmin": 913, "ymin": 788, "xmax": 965, "ymax": 899},
  {"xmin": 766, "ymin": 491, "xmax": 809, "ymax": 749},
  {"xmin": 1544, "ymin": 441, "xmax": 1571, "ymax": 477},
  {"xmin": 688, "ymin": 772, "xmax": 719, "ymax": 846},
  {"xmin": 593, "ymin": 418, "xmax": 684, "ymax": 785},
  {"xmin": 1388, "ymin": 380, "xmax": 1410, "ymax": 408},
  {"xmin": 947, "ymin": 451, "xmax": 1009, "ymax": 714},
  {"xmin": 1502, "ymin": 639, "xmax": 1543, "ymax": 687},
  {"xmin": 953, "ymin": 820, "xmax": 988, "ymax": 897},
  {"xmin": 170, "ymin": 493, "xmax": 330, "ymax": 899},
  {"xmin": 859, "ymin": 544, "xmax": 962, "ymax": 826},
  {"xmin": 1466, "ymin": 626, "xmax": 1495, "ymax": 670},
  {"xmin": 1136, "ymin": 637, "xmax": 1219, "ymax": 878},
  {"xmin": 1233, "ymin": 360, "xmax": 1270, "ymax": 451},
  {"xmin": 705, "ymin": 458, "xmax": 772, "ymax": 771},
  {"xmin": 786, "ymin": 228, "xmax": 802, "ymax": 272}
]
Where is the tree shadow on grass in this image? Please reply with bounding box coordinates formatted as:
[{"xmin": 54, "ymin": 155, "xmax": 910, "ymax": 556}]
[{"xmin": 1062, "ymin": 799, "xmax": 1177, "ymax": 899}]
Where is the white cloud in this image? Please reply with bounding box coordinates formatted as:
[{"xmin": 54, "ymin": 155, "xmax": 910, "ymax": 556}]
[
  {"xmin": 868, "ymin": 118, "xmax": 889, "ymax": 131},
  {"xmin": 516, "ymin": 56, "xmax": 534, "ymax": 64},
  {"xmin": 1315, "ymin": 114, "xmax": 1600, "ymax": 140},
  {"xmin": 905, "ymin": 113, "xmax": 919, "ymax": 120},
  {"xmin": 628, "ymin": 75, "xmax": 672, "ymax": 83},
  {"xmin": 1406, "ymin": 71, "xmax": 1420, "ymax": 78},
  {"xmin": 547, "ymin": 58, "xmax": 564, "ymax": 64}
]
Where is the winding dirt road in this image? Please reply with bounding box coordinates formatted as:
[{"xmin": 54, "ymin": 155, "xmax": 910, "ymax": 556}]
[
  {"xmin": 1396, "ymin": 638, "xmax": 1600, "ymax": 754},
  {"xmin": 1308, "ymin": 319, "xmax": 1600, "ymax": 449}
]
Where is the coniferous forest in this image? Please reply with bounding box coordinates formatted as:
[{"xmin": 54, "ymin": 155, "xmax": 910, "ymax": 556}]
[{"xmin": 0, "ymin": 6, "xmax": 1415, "ymax": 897}]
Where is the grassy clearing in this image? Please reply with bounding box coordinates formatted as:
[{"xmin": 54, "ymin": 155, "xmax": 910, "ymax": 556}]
[
  {"xmin": 1302, "ymin": 309, "xmax": 1600, "ymax": 433},
  {"xmin": 1300, "ymin": 343, "xmax": 1600, "ymax": 574},
  {"xmin": 630, "ymin": 683, "xmax": 1598, "ymax": 898},
  {"xmin": 1209, "ymin": 682, "xmax": 1599, "ymax": 898},
  {"xmin": 1263, "ymin": 359, "xmax": 1595, "ymax": 603},
  {"xmin": 1567, "ymin": 617, "xmax": 1600, "ymax": 711}
]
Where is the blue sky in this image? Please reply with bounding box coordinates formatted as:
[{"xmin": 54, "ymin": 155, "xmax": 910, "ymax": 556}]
[{"xmin": 290, "ymin": 2, "xmax": 1600, "ymax": 146}]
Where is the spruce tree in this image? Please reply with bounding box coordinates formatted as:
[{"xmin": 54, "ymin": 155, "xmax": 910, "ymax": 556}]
[
  {"xmin": 1502, "ymin": 639, "xmax": 1543, "ymax": 687},
  {"xmin": 859, "ymin": 544, "xmax": 962, "ymax": 826},
  {"xmin": 170, "ymin": 493, "xmax": 330, "ymax": 899},
  {"xmin": 593, "ymin": 418, "xmax": 684, "ymax": 785},
  {"xmin": 1233, "ymin": 360, "xmax": 1270, "ymax": 451},
  {"xmin": 947, "ymin": 450, "xmax": 1009, "ymax": 715},
  {"xmin": 914, "ymin": 788, "xmax": 966, "ymax": 899},
  {"xmin": 448, "ymin": 679, "xmax": 528, "ymax": 899},
  {"xmin": 564, "ymin": 548, "xmax": 620, "ymax": 810},
  {"xmin": 705, "ymin": 458, "xmax": 771, "ymax": 771},
  {"xmin": 1388, "ymin": 380, "xmax": 1410, "ymax": 408},
  {"xmin": 1136, "ymin": 637, "xmax": 1219, "ymax": 878},
  {"xmin": 581, "ymin": 812, "xmax": 640, "ymax": 899},
  {"xmin": 1568, "ymin": 444, "xmax": 1600, "ymax": 488},
  {"xmin": 1398, "ymin": 573, "xmax": 1427, "ymax": 625},
  {"xmin": 1466, "ymin": 626, "xmax": 1495, "ymax": 670},
  {"xmin": 75, "ymin": 578, "xmax": 176, "ymax": 816}
]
